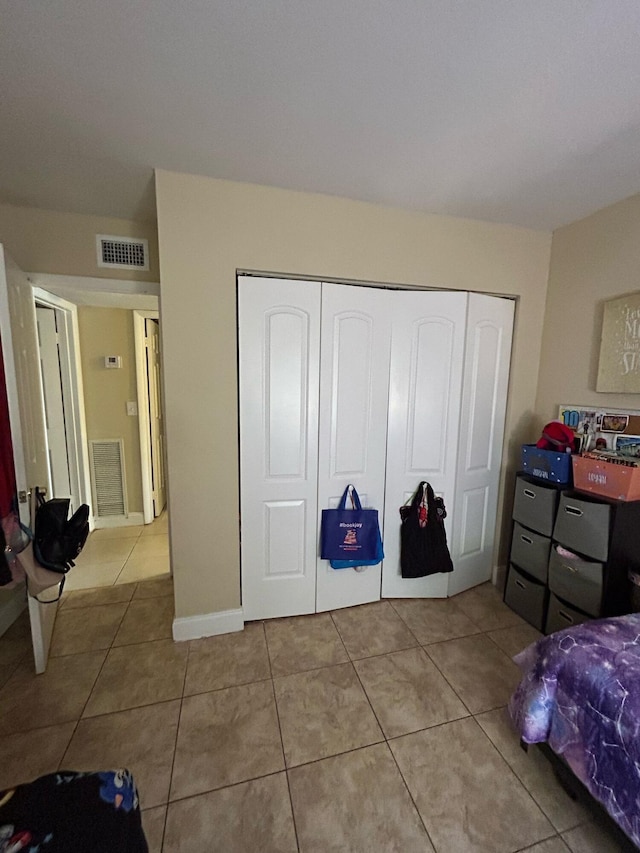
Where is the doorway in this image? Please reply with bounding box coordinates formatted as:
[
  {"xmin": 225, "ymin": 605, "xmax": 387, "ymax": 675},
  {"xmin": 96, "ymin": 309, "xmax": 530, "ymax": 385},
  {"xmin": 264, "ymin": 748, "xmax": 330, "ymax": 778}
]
[{"xmin": 31, "ymin": 281, "xmax": 170, "ymax": 591}]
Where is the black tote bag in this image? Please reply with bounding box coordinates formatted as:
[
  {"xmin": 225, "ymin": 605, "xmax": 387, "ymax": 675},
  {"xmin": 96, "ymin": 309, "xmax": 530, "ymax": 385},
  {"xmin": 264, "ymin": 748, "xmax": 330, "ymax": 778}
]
[{"xmin": 399, "ymin": 481, "xmax": 454, "ymax": 578}]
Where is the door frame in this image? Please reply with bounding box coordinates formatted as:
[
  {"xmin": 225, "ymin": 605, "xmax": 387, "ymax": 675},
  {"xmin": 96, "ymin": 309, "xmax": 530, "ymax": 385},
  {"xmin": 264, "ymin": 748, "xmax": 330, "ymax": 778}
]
[
  {"xmin": 133, "ymin": 309, "xmax": 161, "ymax": 525},
  {"xmin": 28, "ymin": 272, "xmax": 161, "ymax": 528},
  {"xmin": 32, "ymin": 288, "xmax": 92, "ymax": 519},
  {"xmin": 0, "ymin": 249, "xmax": 30, "ymax": 636}
]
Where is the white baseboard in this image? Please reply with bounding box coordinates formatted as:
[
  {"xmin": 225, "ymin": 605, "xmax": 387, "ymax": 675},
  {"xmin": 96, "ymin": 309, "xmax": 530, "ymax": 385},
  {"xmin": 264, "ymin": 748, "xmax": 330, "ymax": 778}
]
[
  {"xmin": 0, "ymin": 584, "xmax": 27, "ymax": 637},
  {"xmin": 172, "ymin": 608, "xmax": 244, "ymax": 642},
  {"xmin": 93, "ymin": 512, "xmax": 145, "ymax": 530}
]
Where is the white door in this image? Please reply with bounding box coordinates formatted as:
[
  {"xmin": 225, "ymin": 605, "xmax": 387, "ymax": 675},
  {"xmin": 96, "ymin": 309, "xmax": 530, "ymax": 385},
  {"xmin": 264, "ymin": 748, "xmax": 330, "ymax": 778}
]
[
  {"xmin": 0, "ymin": 245, "xmax": 57, "ymax": 673},
  {"xmin": 448, "ymin": 294, "xmax": 515, "ymax": 595},
  {"xmin": 239, "ymin": 276, "xmax": 321, "ymax": 620},
  {"xmin": 315, "ymin": 284, "xmax": 392, "ymax": 612},
  {"xmin": 36, "ymin": 306, "xmax": 73, "ymax": 503},
  {"xmin": 145, "ymin": 319, "xmax": 166, "ymax": 516},
  {"xmin": 381, "ymin": 291, "xmax": 468, "ymax": 599}
]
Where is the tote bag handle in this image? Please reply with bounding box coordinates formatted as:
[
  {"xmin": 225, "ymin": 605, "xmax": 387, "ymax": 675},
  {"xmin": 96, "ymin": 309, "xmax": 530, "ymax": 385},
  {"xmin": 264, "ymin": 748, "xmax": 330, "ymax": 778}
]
[{"xmin": 338, "ymin": 484, "xmax": 362, "ymax": 511}]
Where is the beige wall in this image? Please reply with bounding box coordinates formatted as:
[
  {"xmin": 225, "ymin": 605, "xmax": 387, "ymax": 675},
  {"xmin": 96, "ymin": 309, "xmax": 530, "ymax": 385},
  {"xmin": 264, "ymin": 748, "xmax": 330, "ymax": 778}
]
[
  {"xmin": 156, "ymin": 171, "xmax": 552, "ymax": 619},
  {"xmin": 77, "ymin": 307, "xmax": 143, "ymax": 515},
  {"xmin": 536, "ymin": 193, "xmax": 640, "ymax": 427},
  {"xmin": 0, "ymin": 203, "xmax": 159, "ymax": 281}
]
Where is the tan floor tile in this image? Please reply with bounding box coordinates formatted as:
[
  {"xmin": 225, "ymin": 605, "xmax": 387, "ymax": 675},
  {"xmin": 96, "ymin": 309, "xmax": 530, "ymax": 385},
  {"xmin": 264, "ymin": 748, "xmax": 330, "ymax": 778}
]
[
  {"xmin": 331, "ymin": 601, "xmax": 418, "ymax": 659},
  {"xmin": 116, "ymin": 554, "xmax": 171, "ymax": 584},
  {"xmin": 354, "ymin": 646, "xmax": 468, "ymax": 738},
  {"xmin": 0, "ymin": 722, "xmax": 76, "ymax": 788},
  {"xmin": 453, "ymin": 582, "xmax": 526, "ymax": 631},
  {"xmin": 142, "ymin": 806, "xmax": 166, "ymax": 853},
  {"xmin": 0, "ymin": 650, "xmax": 106, "ymax": 734},
  {"xmin": 289, "ymin": 743, "xmax": 434, "ymax": 852},
  {"xmin": 65, "ymin": 561, "xmax": 124, "ymax": 590},
  {"xmin": 265, "ymin": 612, "xmax": 349, "ymax": 676},
  {"xmin": 83, "ymin": 639, "xmax": 187, "ymax": 717},
  {"xmin": 562, "ymin": 820, "xmax": 637, "ymax": 852},
  {"xmin": 91, "ymin": 525, "xmax": 143, "ymax": 540},
  {"xmin": 129, "ymin": 535, "xmax": 169, "ymax": 558},
  {"xmin": 133, "ymin": 575, "xmax": 174, "ymax": 599},
  {"xmin": 425, "ymin": 633, "xmax": 520, "ymax": 713},
  {"xmin": 0, "ymin": 664, "xmax": 15, "ymax": 689},
  {"xmin": 170, "ymin": 681, "xmax": 284, "ymax": 799},
  {"xmin": 164, "ymin": 773, "xmax": 297, "ymax": 853},
  {"xmin": 81, "ymin": 537, "xmax": 137, "ymax": 564},
  {"xmin": 60, "ymin": 583, "xmax": 137, "ymax": 610},
  {"xmin": 521, "ymin": 840, "xmax": 571, "ymax": 853},
  {"xmin": 141, "ymin": 517, "xmax": 168, "ymax": 537},
  {"xmin": 113, "ymin": 596, "xmax": 174, "ymax": 646},
  {"xmin": 3, "ymin": 610, "xmax": 31, "ymax": 640},
  {"xmin": 63, "ymin": 700, "xmax": 180, "ymax": 809},
  {"xmin": 274, "ymin": 663, "xmax": 383, "ymax": 767},
  {"xmin": 390, "ymin": 596, "xmax": 482, "ymax": 644},
  {"xmin": 51, "ymin": 602, "xmax": 128, "ymax": 656},
  {"xmin": 185, "ymin": 622, "xmax": 271, "ymax": 694},
  {"xmin": 488, "ymin": 623, "xmax": 543, "ymax": 659},
  {"xmin": 0, "ymin": 633, "xmax": 30, "ymax": 667},
  {"xmin": 390, "ymin": 717, "xmax": 554, "ymax": 853},
  {"xmin": 476, "ymin": 707, "xmax": 590, "ymax": 832}
]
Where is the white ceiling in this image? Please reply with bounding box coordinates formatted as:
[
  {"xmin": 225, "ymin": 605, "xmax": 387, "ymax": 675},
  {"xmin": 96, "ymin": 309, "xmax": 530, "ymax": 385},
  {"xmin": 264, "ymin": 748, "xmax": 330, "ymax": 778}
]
[{"xmin": 2, "ymin": 1, "xmax": 640, "ymax": 231}]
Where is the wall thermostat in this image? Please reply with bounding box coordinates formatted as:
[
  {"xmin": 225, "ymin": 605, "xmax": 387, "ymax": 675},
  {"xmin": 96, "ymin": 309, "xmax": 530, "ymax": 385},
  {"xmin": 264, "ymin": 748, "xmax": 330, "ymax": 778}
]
[{"xmin": 104, "ymin": 356, "xmax": 122, "ymax": 369}]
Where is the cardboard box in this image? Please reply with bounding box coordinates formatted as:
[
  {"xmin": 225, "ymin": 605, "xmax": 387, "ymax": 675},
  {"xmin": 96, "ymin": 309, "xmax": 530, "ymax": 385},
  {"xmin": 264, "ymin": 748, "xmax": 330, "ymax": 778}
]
[
  {"xmin": 572, "ymin": 455, "xmax": 640, "ymax": 502},
  {"xmin": 521, "ymin": 445, "xmax": 572, "ymax": 484}
]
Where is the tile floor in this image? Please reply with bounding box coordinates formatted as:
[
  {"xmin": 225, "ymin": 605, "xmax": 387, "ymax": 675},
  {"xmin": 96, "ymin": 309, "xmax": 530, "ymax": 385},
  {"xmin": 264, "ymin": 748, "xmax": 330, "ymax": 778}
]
[
  {"xmin": 0, "ymin": 581, "xmax": 636, "ymax": 853},
  {"xmin": 65, "ymin": 511, "xmax": 170, "ymax": 590}
]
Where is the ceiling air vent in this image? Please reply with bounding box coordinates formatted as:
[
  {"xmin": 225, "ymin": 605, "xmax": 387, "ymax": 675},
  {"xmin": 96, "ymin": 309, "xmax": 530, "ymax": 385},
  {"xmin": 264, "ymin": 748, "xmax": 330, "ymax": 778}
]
[{"xmin": 96, "ymin": 235, "xmax": 149, "ymax": 271}]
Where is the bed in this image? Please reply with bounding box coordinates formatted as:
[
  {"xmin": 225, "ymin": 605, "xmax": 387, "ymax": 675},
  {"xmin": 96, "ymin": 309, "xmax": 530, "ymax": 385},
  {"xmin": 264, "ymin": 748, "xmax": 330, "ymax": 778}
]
[{"xmin": 509, "ymin": 613, "xmax": 640, "ymax": 849}]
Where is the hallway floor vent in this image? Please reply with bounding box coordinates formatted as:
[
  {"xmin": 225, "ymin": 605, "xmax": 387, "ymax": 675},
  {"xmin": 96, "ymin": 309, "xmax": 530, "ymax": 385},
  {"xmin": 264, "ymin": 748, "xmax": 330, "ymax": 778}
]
[
  {"xmin": 89, "ymin": 439, "xmax": 128, "ymax": 517},
  {"xmin": 96, "ymin": 235, "xmax": 149, "ymax": 271}
]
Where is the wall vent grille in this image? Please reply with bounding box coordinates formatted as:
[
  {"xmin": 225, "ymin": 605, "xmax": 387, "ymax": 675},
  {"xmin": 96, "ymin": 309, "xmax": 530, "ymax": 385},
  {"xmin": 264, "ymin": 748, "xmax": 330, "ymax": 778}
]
[
  {"xmin": 96, "ymin": 235, "xmax": 149, "ymax": 271},
  {"xmin": 89, "ymin": 439, "xmax": 128, "ymax": 517}
]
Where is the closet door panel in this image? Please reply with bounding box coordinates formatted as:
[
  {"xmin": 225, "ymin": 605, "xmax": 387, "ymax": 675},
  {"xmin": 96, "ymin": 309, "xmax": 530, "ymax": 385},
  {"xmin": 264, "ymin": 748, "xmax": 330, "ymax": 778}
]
[
  {"xmin": 448, "ymin": 293, "xmax": 515, "ymax": 595},
  {"xmin": 239, "ymin": 276, "xmax": 320, "ymax": 620},
  {"xmin": 381, "ymin": 292, "xmax": 468, "ymax": 599},
  {"xmin": 316, "ymin": 284, "xmax": 392, "ymax": 612}
]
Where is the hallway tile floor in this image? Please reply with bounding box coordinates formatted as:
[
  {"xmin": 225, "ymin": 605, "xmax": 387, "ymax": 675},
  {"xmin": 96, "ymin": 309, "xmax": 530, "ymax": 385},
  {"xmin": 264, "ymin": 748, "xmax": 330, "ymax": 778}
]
[
  {"xmin": 65, "ymin": 512, "xmax": 170, "ymax": 590},
  {"xmin": 0, "ymin": 581, "xmax": 636, "ymax": 852}
]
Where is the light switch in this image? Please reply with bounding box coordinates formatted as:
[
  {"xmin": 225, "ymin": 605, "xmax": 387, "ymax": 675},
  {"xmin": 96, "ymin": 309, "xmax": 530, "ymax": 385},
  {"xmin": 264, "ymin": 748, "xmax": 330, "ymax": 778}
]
[{"xmin": 126, "ymin": 401, "xmax": 138, "ymax": 416}]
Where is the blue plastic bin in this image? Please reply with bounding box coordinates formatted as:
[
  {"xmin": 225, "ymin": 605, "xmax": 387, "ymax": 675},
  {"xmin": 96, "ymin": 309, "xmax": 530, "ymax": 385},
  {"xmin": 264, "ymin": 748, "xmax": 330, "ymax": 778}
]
[{"xmin": 521, "ymin": 444, "xmax": 572, "ymax": 484}]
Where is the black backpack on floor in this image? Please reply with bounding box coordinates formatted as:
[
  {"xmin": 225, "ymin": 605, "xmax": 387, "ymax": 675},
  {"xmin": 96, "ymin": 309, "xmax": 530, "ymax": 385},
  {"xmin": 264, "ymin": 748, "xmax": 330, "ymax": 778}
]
[{"xmin": 33, "ymin": 489, "xmax": 90, "ymax": 573}]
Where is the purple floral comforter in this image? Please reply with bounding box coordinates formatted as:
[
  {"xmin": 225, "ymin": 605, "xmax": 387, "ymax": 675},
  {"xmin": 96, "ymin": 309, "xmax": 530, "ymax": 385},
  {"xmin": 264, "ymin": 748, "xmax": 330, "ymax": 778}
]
[{"xmin": 509, "ymin": 614, "xmax": 640, "ymax": 848}]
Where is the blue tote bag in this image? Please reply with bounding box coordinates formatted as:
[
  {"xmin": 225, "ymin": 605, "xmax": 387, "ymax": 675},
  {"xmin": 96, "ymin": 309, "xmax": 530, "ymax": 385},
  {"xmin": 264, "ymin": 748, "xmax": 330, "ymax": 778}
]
[{"xmin": 320, "ymin": 485, "xmax": 384, "ymax": 569}]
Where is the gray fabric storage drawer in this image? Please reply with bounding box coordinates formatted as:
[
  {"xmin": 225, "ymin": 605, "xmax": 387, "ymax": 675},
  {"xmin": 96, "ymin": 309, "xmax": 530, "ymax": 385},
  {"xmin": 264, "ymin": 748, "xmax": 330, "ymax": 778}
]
[
  {"xmin": 545, "ymin": 593, "xmax": 590, "ymax": 635},
  {"xmin": 548, "ymin": 545, "xmax": 603, "ymax": 617},
  {"xmin": 510, "ymin": 522, "xmax": 551, "ymax": 583},
  {"xmin": 512, "ymin": 476, "xmax": 559, "ymax": 537},
  {"xmin": 552, "ymin": 492, "xmax": 611, "ymax": 561},
  {"xmin": 504, "ymin": 564, "xmax": 547, "ymax": 631}
]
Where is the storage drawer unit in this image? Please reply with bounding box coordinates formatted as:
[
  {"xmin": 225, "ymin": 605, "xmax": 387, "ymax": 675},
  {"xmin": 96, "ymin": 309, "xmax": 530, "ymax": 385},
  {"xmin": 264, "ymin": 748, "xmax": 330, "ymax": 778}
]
[
  {"xmin": 553, "ymin": 493, "xmax": 611, "ymax": 562},
  {"xmin": 546, "ymin": 593, "xmax": 590, "ymax": 635},
  {"xmin": 548, "ymin": 546, "xmax": 603, "ymax": 617},
  {"xmin": 506, "ymin": 472, "xmax": 640, "ymax": 632},
  {"xmin": 510, "ymin": 522, "xmax": 551, "ymax": 583},
  {"xmin": 504, "ymin": 564, "xmax": 548, "ymax": 632},
  {"xmin": 512, "ymin": 476, "xmax": 560, "ymax": 537}
]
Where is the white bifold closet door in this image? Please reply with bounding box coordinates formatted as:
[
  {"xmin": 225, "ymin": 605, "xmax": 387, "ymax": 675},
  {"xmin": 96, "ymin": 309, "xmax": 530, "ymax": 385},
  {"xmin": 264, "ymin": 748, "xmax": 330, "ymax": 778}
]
[
  {"xmin": 447, "ymin": 293, "xmax": 514, "ymax": 595},
  {"xmin": 238, "ymin": 276, "xmax": 514, "ymax": 621},
  {"xmin": 381, "ymin": 291, "xmax": 467, "ymax": 598},
  {"xmin": 315, "ymin": 283, "xmax": 392, "ymax": 612},
  {"xmin": 238, "ymin": 277, "xmax": 321, "ymax": 620}
]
